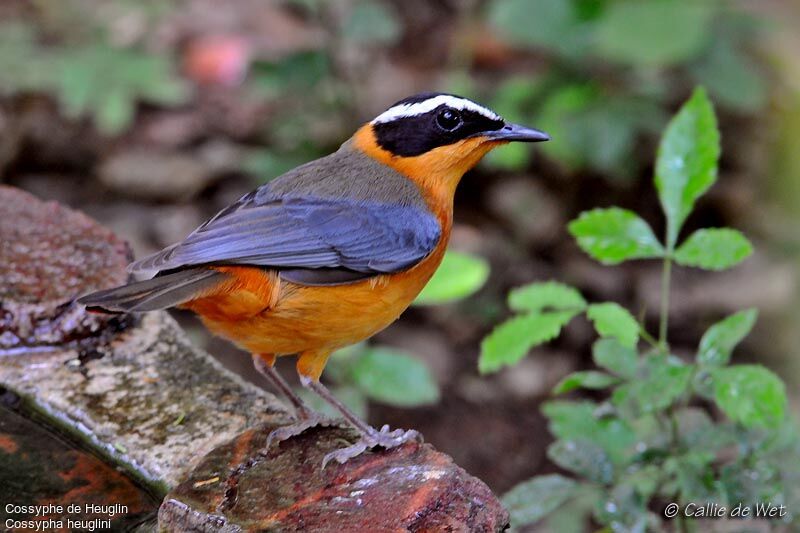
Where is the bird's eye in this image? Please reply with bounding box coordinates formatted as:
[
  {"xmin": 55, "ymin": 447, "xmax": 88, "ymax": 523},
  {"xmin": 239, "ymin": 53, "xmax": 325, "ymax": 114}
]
[{"xmin": 436, "ymin": 108, "xmax": 462, "ymax": 131}]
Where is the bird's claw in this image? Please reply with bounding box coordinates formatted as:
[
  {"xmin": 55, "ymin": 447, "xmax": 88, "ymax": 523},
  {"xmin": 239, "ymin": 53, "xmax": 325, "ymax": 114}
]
[
  {"xmin": 321, "ymin": 424, "xmax": 422, "ymax": 468},
  {"xmin": 265, "ymin": 413, "xmax": 339, "ymax": 449}
]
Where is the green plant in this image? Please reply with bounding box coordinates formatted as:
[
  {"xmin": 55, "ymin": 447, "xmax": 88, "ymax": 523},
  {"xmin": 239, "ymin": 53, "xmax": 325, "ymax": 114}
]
[
  {"xmin": 481, "ymin": 88, "xmax": 800, "ymax": 531},
  {"xmin": 483, "ymin": 0, "xmax": 767, "ymax": 179},
  {"xmin": 0, "ymin": 21, "xmax": 188, "ymax": 135}
]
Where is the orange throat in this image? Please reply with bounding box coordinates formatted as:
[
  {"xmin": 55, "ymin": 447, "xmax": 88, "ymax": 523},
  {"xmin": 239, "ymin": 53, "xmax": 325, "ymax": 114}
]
[{"xmin": 351, "ymin": 124, "xmax": 504, "ymax": 220}]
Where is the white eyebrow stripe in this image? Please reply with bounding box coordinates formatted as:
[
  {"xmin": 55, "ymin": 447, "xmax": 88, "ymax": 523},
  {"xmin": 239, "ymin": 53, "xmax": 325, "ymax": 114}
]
[{"xmin": 371, "ymin": 95, "xmax": 503, "ymax": 124}]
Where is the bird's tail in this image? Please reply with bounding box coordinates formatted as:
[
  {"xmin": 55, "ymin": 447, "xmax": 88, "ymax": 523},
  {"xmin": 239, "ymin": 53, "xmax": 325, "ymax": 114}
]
[{"xmin": 77, "ymin": 268, "xmax": 227, "ymax": 313}]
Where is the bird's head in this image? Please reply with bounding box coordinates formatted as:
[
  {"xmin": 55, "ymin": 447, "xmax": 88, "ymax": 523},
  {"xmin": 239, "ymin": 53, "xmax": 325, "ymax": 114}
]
[{"xmin": 351, "ymin": 92, "xmax": 549, "ymax": 198}]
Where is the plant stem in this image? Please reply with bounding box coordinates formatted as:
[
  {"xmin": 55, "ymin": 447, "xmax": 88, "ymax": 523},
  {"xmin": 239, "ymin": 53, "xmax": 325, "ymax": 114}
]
[
  {"xmin": 658, "ymin": 253, "xmax": 672, "ymax": 351},
  {"xmin": 638, "ymin": 325, "xmax": 660, "ymax": 349}
]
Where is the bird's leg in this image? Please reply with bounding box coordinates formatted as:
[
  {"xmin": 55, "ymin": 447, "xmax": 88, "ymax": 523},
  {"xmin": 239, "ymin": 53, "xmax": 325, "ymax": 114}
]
[
  {"xmin": 296, "ymin": 349, "xmax": 421, "ymax": 468},
  {"xmin": 252, "ymin": 354, "xmax": 312, "ymax": 419},
  {"xmin": 251, "ymin": 354, "xmax": 336, "ymax": 447},
  {"xmin": 299, "ymin": 376, "xmax": 421, "ymax": 467}
]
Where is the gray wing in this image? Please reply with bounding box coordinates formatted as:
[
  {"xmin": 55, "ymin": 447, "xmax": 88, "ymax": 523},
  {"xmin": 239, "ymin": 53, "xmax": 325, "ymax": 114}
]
[{"xmin": 129, "ymin": 192, "xmax": 442, "ymax": 281}]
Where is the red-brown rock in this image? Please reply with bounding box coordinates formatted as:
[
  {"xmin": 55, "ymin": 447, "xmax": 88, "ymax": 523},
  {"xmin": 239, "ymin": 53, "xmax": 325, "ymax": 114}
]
[
  {"xmin": 159, "ymin": 423, "xmax": 509, "ymax": 532},
  {"xmin": 0, "ymin": 185, "xmax": 131, "ymax": 351}
]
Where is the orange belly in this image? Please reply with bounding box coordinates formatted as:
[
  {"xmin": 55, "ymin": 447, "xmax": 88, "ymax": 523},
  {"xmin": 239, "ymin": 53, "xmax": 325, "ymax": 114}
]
[{"xmin": 181, "ymin": 244, "xmax": 446, "ymax": 358}]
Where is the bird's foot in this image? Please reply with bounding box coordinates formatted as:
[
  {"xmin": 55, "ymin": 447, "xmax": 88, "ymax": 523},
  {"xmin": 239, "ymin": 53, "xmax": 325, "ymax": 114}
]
[
  {"xmin": 265, "ymin": 412, "xmax": 339, "ymax": 449},
  {"xmin": 322, "ymin": 424, "xmax": 422, "ymax": 468}
]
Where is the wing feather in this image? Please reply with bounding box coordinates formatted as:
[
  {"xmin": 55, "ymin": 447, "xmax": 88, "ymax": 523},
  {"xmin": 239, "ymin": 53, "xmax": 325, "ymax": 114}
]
[{"xmin": 128, "ymin": 195, "xmax": 441, "ymax": 280}]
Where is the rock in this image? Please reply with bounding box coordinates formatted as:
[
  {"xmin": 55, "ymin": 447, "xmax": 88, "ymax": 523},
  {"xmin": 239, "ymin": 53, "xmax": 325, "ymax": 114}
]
[
  {"xmin": 0, "ymin": 390, "xmax": 159, "ymax": 529},
  {"xmin": 159, "ymin": 424, "xmax": 508, "ymax": 532},
  {"xmin": 1, "ymin": 186, "xmax": 510, "ymax": 532},
  {"xmin": 0, "ymin": 185, "xmax": 286, "ymax": 486},
  {"xmin": 0, "ymin": 311, "xmax": 287, "ymax": 487},
  {"xmin": 0, "ymin": 185, "xmax": 130, "ymax": 351},
  {"xmin": 98, "ymin": 149, "xmax": 214, "ymax": 201}
]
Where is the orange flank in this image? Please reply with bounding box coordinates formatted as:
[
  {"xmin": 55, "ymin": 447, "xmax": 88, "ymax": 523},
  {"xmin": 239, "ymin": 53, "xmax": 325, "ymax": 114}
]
[{"xmin": 182, "ymin": 241, "xmax": 447, "ymax": 381}]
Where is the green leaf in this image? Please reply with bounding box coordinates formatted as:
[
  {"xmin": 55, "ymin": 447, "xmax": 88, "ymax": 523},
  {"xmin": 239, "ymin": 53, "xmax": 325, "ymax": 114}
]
[
  {"xmin": 592, "ymin": 339, "xmax": 638, "ymax": 379},
  {"xmin": 586, "ymin": 303, "xmax": 640, "ymax": 348},
  {"xmin": 655, "ymin": 87, "xmax": 720, "ymax": 248},
  {"xmin": 542, "ymin": 401, "xmax": 635, "ymax": 465},
  {"xmin": 547, "ymin": 439, "xmax": 614, "ymax": 484},
  {"xmin": 414, "ymin": 251, "xmax": 490, "ymax": 305},
  {"xmin": 342, "ymin": 2, "xmax": 401, "ymax": 44},
  {"xmin": 674, "ymin": 228, "xmax": 753, "ymax": 270},
  {"xmin": 54, "ymin": 44, "xmax": 189, "ymax": 135},
  {"xmin": 502, "ymin": 474, "xmax": 577, "ymax": 527},
  {"xmin": 349, "ymin": 347, "xmax": 439, "ymax": 407},
  {"xmin": 594, "ymin": 0, "xmax": 714, "ymax": 67},
  {"xmin": 554, "ymin": 371, "xmax": 620, "ymax": 394},
  {"xmin": 479, "ymin": 311, "xmax": 577, "ymax": 374},
  {"xmin": 568, "ymin": 208, "xmax": 664, "ymax": 264},
  {"xmin": 612, "ymin": 360, "xmax": 692, "ymax": 414},
  {"xmin": 508, "ymin": 281, "xmax": 586, "ymax": 313},
  {"xmin": 697, "ymin": 309, "xmax": 758, "ymax": 367},
  {"xmin": 712, "ymin": 365, "xmax": 786, "ymax": 428}
]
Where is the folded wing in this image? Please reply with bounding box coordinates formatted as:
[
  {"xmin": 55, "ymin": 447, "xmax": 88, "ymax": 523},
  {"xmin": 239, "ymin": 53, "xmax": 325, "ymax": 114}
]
[{"xmin": 129, "ymin": 193, "xmax": 442, "ymax": 283}]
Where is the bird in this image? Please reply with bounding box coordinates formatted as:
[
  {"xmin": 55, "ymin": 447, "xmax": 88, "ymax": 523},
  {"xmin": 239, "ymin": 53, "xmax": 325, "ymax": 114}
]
[{"xmin": 78, "ymin": 92, "xmax": 549, "ymax": 466}]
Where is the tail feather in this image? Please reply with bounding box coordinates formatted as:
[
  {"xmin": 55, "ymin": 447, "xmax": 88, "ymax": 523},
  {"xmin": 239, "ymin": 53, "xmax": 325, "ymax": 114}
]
[{"xmin": 78, "ymin": 268, "xmax": 227, "ymax": 313}]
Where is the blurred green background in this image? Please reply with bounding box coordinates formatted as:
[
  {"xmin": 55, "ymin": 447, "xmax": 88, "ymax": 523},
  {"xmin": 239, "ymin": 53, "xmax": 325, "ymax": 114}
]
[{"xmin": 2, "ymin": 0, "xmax": 800, "ymax": 514}]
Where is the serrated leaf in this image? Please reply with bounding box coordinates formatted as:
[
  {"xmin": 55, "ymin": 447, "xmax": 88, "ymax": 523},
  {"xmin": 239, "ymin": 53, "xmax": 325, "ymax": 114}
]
[
  {"xmin": 655, "ymin": 87, "xmax": 720, "ymax": 248},
  {"xmin": 542, "ymin": 401, "xmax": 636, "ymax": 465},
  {"xmin": 554, "ymin": 371, "xmax": 620, "ymax": 394},
  {"xmin": 568, "ymin": 208, "xmax": 664, "ymax": 264},
  {"xmin": 594, "ymin": 0, "xmax": 714, "ymax": 67},
  {"xmin": 586, "ymin": 303, "xmax": 640, "ymax": 348},
  {"xmin": 502, "ymin": 474, "xmax": 577, "ymax": 527},
  {"xmin": 349, "ymin": 347, "xmax": 439, "ymax": 407},
  {"xmin": 697, "ymin": 309, "xmax": 758, "ymax": 367},
  {"xmin": 508, "ymin": 281, "xmax": 586, "ymax": 313},
  {"xmin": 479, "ymin": 311, "xmax": 577, "ymax": 374},
  {"xmin": 712, "ymin": 365, "xmax": 786, "ymax": 428},
  {"xmin": 674, "ymin": 228, "xmax": 752, "ymax": 270},
  {"xmin": 592, "ymin": 339, "xmax": 638, "ymax": 379},
  {"xmin": 548, "ymin": 439, "xmax": 614, "ymax": 484},
  {"xmin": 414, "ymin": 251, "xmax": 489, "ymax": 305}
]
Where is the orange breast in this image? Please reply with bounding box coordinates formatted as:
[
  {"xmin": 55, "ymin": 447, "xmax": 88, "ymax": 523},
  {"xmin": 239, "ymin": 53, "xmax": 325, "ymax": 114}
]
[{"xmin": 182, "ymin": 235, "xmax": 449, "ymax": 357}]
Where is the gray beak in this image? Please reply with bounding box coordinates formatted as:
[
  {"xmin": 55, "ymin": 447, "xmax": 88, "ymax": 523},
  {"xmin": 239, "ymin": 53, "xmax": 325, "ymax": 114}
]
[{"xmin": 485, "ymin": 123, "xmax": 550, "ymax": 142}]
